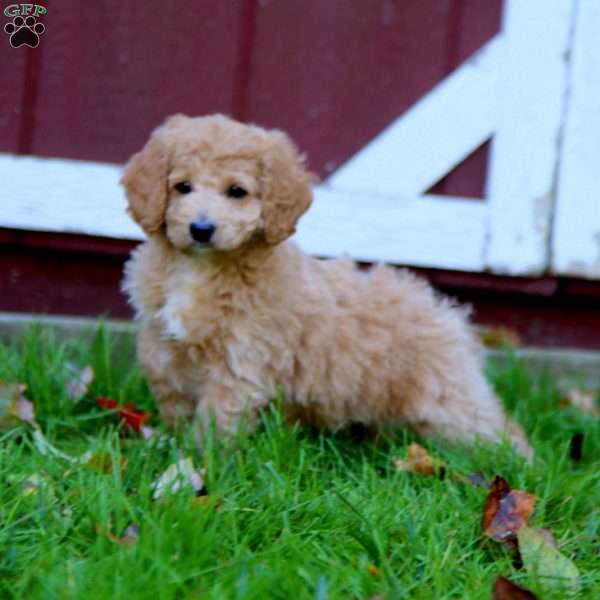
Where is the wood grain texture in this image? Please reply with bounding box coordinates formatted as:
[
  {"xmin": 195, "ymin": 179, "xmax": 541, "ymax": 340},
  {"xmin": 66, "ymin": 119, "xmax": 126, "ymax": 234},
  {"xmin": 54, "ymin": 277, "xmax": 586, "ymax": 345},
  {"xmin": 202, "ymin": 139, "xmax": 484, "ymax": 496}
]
[
  {"xmin": 0, "ymin": 42, "xmax": 31, "ymax": 152},
  {"xmin": 302, "ymin": 187, "xmax": 486, "ymax": 271},
  {"xmin": 27, "ymin": 0, "xmax": 242, "ymax": 162},
  {"xmin": 553, "ymin": 0, "xmax": 600, "ymax": 278},
  {"xmin": 242, "ymin": 0, "xmax": 500, "ymax": 179},
  {"xmin": 327, "ymin": 36, "xmax": 501, "ymax": 197},
  {"xmin": 485, "ymin": 0, "xmax": 575, "ymax": 275},
  {"xmin": 1, "ymin": 1, "xmax": 501, "ymax": 185},
  {"xmin": 411, "ymin": 0, "xmax": 502, "ymax": 198}
]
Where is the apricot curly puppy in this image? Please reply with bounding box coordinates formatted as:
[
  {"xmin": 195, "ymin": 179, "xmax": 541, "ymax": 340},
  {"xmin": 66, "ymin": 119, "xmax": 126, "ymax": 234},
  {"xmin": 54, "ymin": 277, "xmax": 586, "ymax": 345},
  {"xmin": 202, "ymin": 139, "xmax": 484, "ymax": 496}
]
[{"xmin": 122, "ymin": 114, "xmax": 531, "ymax": 457}]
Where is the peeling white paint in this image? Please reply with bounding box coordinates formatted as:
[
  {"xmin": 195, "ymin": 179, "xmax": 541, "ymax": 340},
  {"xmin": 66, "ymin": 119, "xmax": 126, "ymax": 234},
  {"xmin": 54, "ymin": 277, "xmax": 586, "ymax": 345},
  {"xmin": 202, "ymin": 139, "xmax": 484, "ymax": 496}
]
[
  {"xmin": 327, "ymin": 36, "xmax": 501, "ymax": 197},
  {"xmin": 552, "ymin": 0, "xmax": 600, "ymax": 279},
  {"xmin": 484, "ymin": 0, "xmax": 574, "ymax": 275}
]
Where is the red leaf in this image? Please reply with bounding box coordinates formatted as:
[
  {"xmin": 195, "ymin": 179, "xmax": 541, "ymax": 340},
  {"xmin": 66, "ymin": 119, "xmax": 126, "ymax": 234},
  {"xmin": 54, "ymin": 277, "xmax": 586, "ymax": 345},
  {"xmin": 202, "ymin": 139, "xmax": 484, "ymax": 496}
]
[
  {"xmin": 96, "ymin": 396, "xmax": 117, "ymax": 410},
  {"xmin": 96, "ymin": 396, "xmax": 151, "ymax": 432}
]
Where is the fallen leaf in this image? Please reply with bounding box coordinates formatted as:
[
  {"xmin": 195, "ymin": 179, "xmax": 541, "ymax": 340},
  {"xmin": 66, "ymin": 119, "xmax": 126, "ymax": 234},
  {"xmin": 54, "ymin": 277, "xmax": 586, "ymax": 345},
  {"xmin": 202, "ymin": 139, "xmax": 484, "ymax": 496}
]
[
  {"xmin": 560, "ymin": 388, "xmax": 599, "ymax": 417},
  {"xmin": 367, "ymin": 564, "xmax": 381, "ymax": 577},
  {"xmin": 517, "ymin": 527, "xmax": 580, "ymax": 591},
  {"xmin": 151, "ymin": 458, "xmax": 206, "ymax": 500},
  {"xmin": 536, "ymin": 528, "xmax": 558, "ymax": 550},
  {"xmin": 97, "ymin": 522, "xmax": 140, "ymax": 546},
  {"xmin": 482, "ymin": 476, "xmax": 537, "ymax": 545},
  {"xmin": 492, "ymin": 576, "xmax": 538, "ymax": 599},
  {"xmin": 96, "ymin": 396, "xmax": 151, "ymax": 432},
  {"xmin": 7, "ymin": 473, "xmax": 55, "ymax": 499},
  {"xmin": 466, "ymin": 472, "xmax": 490, "ymax": 488},
  {"xmin": 478, "ymin": 327, "xmax": 522, "ymax": 349},
  {"xmin": 1, "ymin": 382, "xmax": 89, "ymax": 463},
  {"xmin": 65, "ymin": 364, "xmax": 94, "ymax": 401},
  {"xmin": 517, "ymin": 526, "xmax": 580, "ymax": 592},
  {"xmin": 191, "ymin": 495, "xmax": 223, "ymax": 513},
  {"xmin": 140, "ymin": 425, "xmax": 156, "ymax": 440},
  {"xmin": 0, "ymin": 381, "xmax": 38, "ymax": 429},
  {"xmin": 86, "ymin": 452, "xmax": 128, "ymax": 475},
  {"xmin": 394, "ymin": 443, "xmax": 446, "ymax": 478}
]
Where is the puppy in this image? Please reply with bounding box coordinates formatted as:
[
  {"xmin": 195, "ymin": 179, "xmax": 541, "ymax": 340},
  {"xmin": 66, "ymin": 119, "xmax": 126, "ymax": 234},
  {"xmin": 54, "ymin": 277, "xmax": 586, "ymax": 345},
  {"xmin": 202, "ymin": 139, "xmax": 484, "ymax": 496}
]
[{"xmin": 121, "ymin": 114, "xmax": 530, "ymax": 457}]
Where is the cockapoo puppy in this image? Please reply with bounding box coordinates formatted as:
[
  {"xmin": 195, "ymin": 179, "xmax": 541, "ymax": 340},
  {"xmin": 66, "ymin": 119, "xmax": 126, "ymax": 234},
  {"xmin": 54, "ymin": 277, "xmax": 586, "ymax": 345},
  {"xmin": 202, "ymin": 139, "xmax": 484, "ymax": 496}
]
[{"xmin": 122, "ymin": 114, "xmax": 530, "ymax": 457}]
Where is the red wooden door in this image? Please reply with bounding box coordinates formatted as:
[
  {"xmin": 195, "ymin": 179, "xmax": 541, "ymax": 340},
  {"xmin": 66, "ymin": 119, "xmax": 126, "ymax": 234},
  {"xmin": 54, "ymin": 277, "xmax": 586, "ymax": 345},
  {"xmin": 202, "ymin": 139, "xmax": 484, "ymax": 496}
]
[{"xmin": 1, "ymin": 0, "xmax": 500, "ymax": 195}]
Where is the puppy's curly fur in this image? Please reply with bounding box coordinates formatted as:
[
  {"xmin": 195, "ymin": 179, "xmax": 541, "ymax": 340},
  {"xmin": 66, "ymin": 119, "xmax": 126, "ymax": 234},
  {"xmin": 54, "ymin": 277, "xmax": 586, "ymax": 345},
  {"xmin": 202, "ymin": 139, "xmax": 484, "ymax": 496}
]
[{"xmin": 122, "ymin": 114, "xmax": 530, "ymax": 457}]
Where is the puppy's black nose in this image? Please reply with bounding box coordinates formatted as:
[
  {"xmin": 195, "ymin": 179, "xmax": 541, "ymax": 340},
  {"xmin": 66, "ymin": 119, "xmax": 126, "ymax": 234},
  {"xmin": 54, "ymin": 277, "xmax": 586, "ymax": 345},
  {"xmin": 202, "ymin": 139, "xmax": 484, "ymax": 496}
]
[{"xmin": 189, "ymin": 220, "xmax": 216, "ymax": 244}]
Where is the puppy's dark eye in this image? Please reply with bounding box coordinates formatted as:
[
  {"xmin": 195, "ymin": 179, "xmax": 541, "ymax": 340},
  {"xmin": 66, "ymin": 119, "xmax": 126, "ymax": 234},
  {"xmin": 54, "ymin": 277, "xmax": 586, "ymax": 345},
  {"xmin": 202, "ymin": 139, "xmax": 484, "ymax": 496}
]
[
  {"xmin": 174, "ymin": 181, "xmax": 193, "ymax": 194},
  {"xmin": 226, "ymin": 184, "xmax": 248, "ymax": 199}
]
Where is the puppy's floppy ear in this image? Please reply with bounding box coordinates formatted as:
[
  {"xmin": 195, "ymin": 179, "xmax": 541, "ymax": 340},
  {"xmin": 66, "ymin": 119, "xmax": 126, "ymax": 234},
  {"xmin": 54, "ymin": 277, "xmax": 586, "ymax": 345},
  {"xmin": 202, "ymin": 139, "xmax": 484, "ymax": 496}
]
[
  {"xmin": 121, "ymin": 134, "xmax": 168, "ymax": 234},
  {"xmin": 261, "ymin": 130, "xmax": 313, "ymax": 245}
]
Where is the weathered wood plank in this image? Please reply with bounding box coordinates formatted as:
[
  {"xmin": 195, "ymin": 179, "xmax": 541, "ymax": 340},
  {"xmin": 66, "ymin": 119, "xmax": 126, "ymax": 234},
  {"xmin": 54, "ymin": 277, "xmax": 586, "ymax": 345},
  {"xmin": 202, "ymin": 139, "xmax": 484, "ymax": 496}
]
[
  {"xmin": 484, "ymin": 0, "xmax": 574, "ymax": 275},
  {"xmin": 552, "ymin": 0, "xmax": 600, "ymax": 278},
  {"xmin": 0, "ymin": 153, "xmax": 485, "ymax": 272},
  {"xmin": 327, "ymin": 36, "xmax": 501, "ymax": 196},
  {"xmin": 0, "ymin": 154, "xmax": 141, "ymax": 239},
  {"xmin": 244, "ymin": 0, "xmax": 459, "ymax": 177},
  {"xmin": 0, "ymin": 43, "xmax": 30, "ymax": 153},
  {"xmin": 298, "ymin": 187, "xmax": 486, "ymax": 271}
]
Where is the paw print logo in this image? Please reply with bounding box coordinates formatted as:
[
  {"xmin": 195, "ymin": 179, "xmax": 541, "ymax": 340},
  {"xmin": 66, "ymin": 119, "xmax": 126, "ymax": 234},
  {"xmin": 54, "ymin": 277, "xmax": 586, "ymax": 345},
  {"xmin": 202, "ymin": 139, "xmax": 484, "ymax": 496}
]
[{"xmin": 4, "ymin": 15, "xmax": 45, "ymax": 48}]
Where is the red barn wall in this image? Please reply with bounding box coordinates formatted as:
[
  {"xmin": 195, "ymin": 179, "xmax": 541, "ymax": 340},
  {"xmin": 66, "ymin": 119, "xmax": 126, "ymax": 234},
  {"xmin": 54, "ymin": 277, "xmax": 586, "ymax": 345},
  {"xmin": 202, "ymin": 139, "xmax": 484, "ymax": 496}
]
[{"xmin": 3, "ymin": 1, "xmax": 600, "ymax": 349}]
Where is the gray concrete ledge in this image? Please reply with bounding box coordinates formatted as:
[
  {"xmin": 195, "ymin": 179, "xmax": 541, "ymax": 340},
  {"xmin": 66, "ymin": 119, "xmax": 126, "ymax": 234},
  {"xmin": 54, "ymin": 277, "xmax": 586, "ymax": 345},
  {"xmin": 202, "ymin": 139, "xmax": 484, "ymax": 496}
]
[{"xmin": 1, "ymin": 312, "xmax": 599, "ymax": 385}]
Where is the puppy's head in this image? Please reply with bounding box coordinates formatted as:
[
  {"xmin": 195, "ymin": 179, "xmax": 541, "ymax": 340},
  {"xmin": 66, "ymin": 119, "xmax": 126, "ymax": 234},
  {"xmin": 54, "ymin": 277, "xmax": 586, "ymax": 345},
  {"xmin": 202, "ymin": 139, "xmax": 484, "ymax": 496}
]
[{"xmin": 121, "ymin": 114, "xmax": 313, "ymax": 252}]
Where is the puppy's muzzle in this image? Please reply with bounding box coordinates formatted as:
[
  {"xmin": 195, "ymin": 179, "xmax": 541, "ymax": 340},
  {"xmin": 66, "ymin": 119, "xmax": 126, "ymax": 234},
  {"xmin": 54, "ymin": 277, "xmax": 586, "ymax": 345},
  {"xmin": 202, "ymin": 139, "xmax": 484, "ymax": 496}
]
[{"xmin": 189, "ymin": 220, "xmax": 216, "ymax": 245}]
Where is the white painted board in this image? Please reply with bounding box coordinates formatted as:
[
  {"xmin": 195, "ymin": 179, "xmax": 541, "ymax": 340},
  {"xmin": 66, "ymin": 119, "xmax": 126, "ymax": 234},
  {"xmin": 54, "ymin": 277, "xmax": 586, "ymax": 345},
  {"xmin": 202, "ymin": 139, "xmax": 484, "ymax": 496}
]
[
  {"xmin": 327, "ymin": 37, "xmax": 501, "ymax": 197},
  {"xmin": 298, "ymin": 187, "xmax": 486, "ymax": 271},
  {"xmin": 484, "ymin": 0, "xmax": 574, "ymax": 275},
  {"xmin": 0, "ymin": 154, "xmax": 144, "ymax": 240},
  {"xmin": 0, "ymin": 153, "xmax": 485, "ymax": 271},
  {"xmin": 552, "ymin": 0, "xmax": 600, "ymax": 278}
]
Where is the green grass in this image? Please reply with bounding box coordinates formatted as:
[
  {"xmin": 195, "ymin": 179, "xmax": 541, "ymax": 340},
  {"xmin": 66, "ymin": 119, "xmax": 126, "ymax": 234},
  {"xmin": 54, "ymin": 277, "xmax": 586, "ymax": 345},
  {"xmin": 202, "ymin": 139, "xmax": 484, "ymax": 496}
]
[{"xmin": 0, "ymin": 325, "xmax": 599, "ymax": 599}]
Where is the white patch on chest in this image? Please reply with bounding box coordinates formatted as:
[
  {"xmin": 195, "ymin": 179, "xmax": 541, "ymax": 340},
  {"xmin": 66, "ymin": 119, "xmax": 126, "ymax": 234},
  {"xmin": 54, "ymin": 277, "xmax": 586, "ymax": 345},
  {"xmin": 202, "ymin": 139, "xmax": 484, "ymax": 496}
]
[
  {"xmin": 156, "ymin": 258, "xmax": 207, "ymax": 341},
  {"xmin": 158, "ymin": 291, "xmax": 191, "ymax": 340}
]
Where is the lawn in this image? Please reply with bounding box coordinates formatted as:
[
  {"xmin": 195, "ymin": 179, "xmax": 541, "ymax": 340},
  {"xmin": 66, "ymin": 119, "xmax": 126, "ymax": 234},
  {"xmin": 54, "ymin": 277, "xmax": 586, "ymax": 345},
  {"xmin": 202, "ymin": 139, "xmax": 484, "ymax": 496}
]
[{"xmin": 0, "ymin": 325, "xmax": 598, "ymax": 599}]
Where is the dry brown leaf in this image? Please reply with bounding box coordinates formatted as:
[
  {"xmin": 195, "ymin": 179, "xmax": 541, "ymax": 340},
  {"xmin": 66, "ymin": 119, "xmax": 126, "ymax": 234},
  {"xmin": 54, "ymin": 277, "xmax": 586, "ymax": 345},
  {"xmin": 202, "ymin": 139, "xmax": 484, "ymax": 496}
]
[
  {"xmin": 191, "ymin": 495, "xmax": 222, "ymax": 510},
  {"xmin": 482, "ymin": 476, "xmax": 537, "ymax": 545},
  {"xmin": 96, "ymin": 522, "xmax": 140, "ymax": 546},
  {"xmin": 394, "ymin": 443, "xmax": 446, "ymax": 478},
  {"xmin": 492, "ymin": 576, "xmax": 538, "ymax": 599},
  {"xmin": 86, "ymin": 452, "xmax": 128, "ymax": 475},
  {"xmin": 560, "ymin": 388, "xmax": 599, "ymax": 417},
  {"xmin": 478, "ymin": 327, "xmax": 522, "ymax": 349},
  {"xmin": 367, "ymin": 564, "xmax": 381, "ymax": 577}
]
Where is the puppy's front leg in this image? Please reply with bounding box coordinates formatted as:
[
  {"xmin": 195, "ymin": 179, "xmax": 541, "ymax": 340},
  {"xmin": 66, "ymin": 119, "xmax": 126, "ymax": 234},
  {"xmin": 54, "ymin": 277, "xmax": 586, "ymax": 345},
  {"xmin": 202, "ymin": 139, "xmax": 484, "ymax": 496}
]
[{"xmin": 193, "ymin": 379, "xmax": 267, "ymax": 446}]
